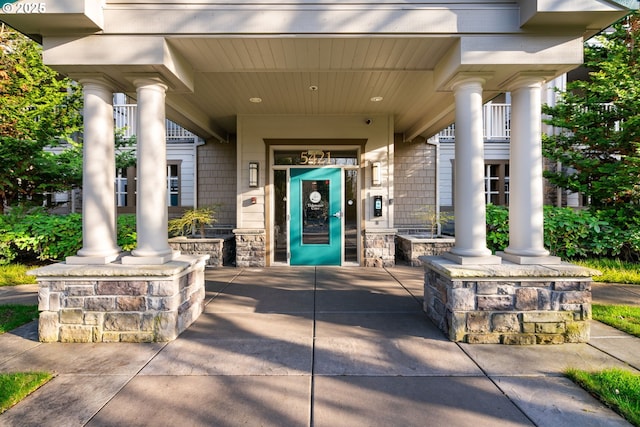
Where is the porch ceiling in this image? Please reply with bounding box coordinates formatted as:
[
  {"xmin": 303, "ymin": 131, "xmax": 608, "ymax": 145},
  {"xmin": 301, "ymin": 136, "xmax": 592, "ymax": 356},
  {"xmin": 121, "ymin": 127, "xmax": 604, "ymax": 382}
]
[
  {"xmin": 158, "ymin": 35, "xmax": 583, "ymax": 142},
  {"xmin": 163, "ymin": 37, "xmax": 457, "ymax": 140},
  {"xmin": 40, "ymin": 34, "xmax": 586, "ymax": 142}
]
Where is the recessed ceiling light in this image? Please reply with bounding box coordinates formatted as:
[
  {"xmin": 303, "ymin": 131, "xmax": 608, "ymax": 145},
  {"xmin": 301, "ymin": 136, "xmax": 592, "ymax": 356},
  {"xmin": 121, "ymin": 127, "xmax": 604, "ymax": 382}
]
[
  {"xmin": 370, "ymin": 96, "xmax": 383, "ymax": 102},
  {"xmin": 249, "ymin": 97, "xmax": 262, "ymax": 103}
]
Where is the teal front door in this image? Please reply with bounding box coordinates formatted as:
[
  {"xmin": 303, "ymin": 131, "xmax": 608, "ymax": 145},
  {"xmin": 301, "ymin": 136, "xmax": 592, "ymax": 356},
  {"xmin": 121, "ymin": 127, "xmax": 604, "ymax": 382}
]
[{"xmin": 290, "ymin": 168, "xmax": 342, "ymax": 265}]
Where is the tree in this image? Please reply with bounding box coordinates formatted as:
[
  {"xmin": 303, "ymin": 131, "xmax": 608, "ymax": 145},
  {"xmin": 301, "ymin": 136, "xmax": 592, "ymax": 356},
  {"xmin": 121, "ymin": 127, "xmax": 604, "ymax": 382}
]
[
  {"xmin": 0, "ymin": 25, "xmax": 83, "ymax": 212},
  {"xmin": 542, "ymin": 12, "xmax": 640, "ymax": 208}
]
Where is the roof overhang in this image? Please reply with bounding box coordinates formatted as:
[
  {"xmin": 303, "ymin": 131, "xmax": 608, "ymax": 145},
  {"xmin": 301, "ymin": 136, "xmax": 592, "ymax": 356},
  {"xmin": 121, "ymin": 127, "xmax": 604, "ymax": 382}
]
[
  {"xmin": 2, "ymin": 1, "xmax": 638, "ymax": 142},
  {"xmin": 0, "ymin": 0, "xmax": 103, "ymax": 41},
  {"xmin": 518, "ymin": 0, "xmax": 637, "ymax": 39}
]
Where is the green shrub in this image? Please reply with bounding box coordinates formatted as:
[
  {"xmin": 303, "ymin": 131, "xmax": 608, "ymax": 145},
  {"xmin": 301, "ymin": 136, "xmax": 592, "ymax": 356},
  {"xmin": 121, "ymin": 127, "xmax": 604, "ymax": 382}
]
[
  {"xmin": 16, "ymin": 213, "xmax": 83, "ymax": 261},
  {"xmin": 543, "ymin": 206, "xmax": 609, "ymax": 259},
  {"xmin": 168, "ymin": 206, "xmax": 218, "ymax": 237},
  {"xmin": 594, "ymin": 206, "xmax": 640, "ymax": 262},
  {"xmin": 0, "ymin": 211, "xmax": 138, "ymax": 264},
  {"xmin": 0, "ymin": 208, "xmax": 82, "ymax": 264},
  {"xmin": 117, "ymin": 214, "xmax": 137, "ymax": 251},
  {"xmin": 485, "ymin": 204, "xmax": 509, "ymax": 253},
  {"xmin": 484, "ymin": 205, "xmax": 640, "ymax": 260}
]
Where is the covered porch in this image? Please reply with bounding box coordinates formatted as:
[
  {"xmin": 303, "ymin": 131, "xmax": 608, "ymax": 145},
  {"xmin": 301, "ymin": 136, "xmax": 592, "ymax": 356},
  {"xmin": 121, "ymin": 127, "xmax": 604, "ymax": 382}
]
[{"xmin": 2, "ymin": 0, "xmax": 634, "ymax": 342}]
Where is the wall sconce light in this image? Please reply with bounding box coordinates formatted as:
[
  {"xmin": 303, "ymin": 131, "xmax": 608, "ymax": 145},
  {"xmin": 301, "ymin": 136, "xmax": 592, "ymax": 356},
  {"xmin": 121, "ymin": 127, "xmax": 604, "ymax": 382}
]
[
  {"xmin": 249, "ymin": 162, "xmax": 259, "ymax": 188},
  {"xmin": 372, "ymin": 162, "xmax": 381, "ymax": 186}
]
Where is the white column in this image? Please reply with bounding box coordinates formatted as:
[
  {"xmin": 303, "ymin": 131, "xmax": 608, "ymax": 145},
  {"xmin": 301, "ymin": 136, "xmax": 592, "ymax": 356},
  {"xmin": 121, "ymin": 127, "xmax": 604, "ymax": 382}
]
[
  {"xmin": 444, "ymin": 77, "xmax": 501, "ymax": 265},
  {"xmin": 67, "ymin": 79, "xmax": 121, "ymax": 264},
  {"xmin": 122, "ymin": 77, "xmax": 179, "ymax": 265},
  {"xmin": 500, "ymin": 77, "xmax": 560, "ymax": 264}
]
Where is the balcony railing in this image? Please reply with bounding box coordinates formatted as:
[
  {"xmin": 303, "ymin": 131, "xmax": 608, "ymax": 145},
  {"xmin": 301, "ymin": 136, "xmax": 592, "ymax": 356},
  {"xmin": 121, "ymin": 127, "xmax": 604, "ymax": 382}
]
[
  {"xmin": 438, "ymin": 103, "xmax": 510, "ymax": 142},
  {"xmin": 113, "ymin": 103, "xmax": 198, "ymax": 142}
]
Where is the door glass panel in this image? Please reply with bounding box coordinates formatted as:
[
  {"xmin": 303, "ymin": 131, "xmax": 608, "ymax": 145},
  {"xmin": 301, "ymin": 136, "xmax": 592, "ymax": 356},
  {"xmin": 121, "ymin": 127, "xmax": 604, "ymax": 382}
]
[
  {"xmin": 302, "ymin": 179, "xmax": 330, "ymax": 245},
  {"xmin": 274, "ymin": 170, "xmax": 287, "ymax": 262},
  {"xmin": 344, "ymin": 169, "xmax": 358, "ymax": 262}
]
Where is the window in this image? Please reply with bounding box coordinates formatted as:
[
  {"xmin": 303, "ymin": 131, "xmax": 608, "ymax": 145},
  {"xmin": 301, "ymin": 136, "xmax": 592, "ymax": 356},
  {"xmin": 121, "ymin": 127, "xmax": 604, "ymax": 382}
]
[
  {"xmin": 167, "ymin": 164, "xmax": 180, "ymax": 207},
  {"xmin": 485, "ymin": 162, "xmax": 509, "ymax": 206},
  {"xmin": 115, "ymin": 161, "xmax": 181, "ymax": 209},
  {"xmin": 115, "ymin": 166, "xmax": 136, "ymax": 208},
  {"xmin": 115, "ymin": 168, "xmax": 129, "ymax": 207}
]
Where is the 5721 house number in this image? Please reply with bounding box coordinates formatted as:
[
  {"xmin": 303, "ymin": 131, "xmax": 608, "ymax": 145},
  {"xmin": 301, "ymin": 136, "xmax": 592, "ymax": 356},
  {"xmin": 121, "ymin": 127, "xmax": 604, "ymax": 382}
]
[
  {"xmin": 2, "ymin": 2, "xmax": 46, "ymax": 13},
  {"xmin": 300, "ymin": 150, "xmax": 331, "ymax": 165}
]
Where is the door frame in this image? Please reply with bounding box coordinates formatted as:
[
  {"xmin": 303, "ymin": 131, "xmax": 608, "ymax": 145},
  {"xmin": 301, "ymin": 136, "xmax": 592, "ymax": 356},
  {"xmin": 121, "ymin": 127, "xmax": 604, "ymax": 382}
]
[
  {"xmin": 268, "ymin": 144, "xmax": 362, "ymax": 266},
  {"xmin": 289, "ymin": 167, "xmax": 343, "ymax": 266}
]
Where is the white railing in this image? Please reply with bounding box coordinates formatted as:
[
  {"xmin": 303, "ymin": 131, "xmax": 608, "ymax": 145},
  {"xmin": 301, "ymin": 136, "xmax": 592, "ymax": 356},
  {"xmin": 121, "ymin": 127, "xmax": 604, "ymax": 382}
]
[
  {"xmin": 113, "ymin": 104, "xmax": 137, "ymax": 139},
  {"xmin": 113, "ymin": 103, "xmax": 198, "ymax": 142},
  {"xmin": 438, "ymin": 103, "xmax": 511, "ymax": 142}
]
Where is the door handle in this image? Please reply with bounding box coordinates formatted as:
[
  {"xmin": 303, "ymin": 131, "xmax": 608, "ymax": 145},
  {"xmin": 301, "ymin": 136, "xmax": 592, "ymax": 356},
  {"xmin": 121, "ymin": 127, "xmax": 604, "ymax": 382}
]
[{"xmin": 332, "ymin": 211, "xmax": 343, "ymax": 218}]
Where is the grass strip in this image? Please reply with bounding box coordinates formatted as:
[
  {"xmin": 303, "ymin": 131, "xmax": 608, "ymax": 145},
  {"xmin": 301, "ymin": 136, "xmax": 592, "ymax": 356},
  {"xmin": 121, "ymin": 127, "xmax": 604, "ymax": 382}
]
[
  {"xmin": 593, "ymin": 304, "xmax": 640, "ymax": 338},
  {"xmin": 0, "ymin": 305, "xmax": 39, "ymax": 334},
  {"xmin": 0, "ymin": 264, "xmax": 37, "ymax": 287},
  {"xmin": 566, "ymin": 368, "xmax": 640, "ymax": 426},
  {"xmin": 0, "ymin": 372, "xmax": 53, "ymax": 414},
  {"xmin": 575, "ymin": 259, "xmax": 640, "ymax": 285}
]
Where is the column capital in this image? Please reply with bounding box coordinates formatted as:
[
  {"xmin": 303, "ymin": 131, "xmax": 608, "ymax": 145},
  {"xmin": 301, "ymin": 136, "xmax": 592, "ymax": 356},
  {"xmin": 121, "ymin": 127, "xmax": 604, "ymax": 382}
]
[
  {"xmin": 444, "ymin": 72, "xmax": 494, "ymax": 92},
  {"xmin": 501, "ymin": 71, "xmax": 550, "ymax": 91},
  {"xmin": 71, "ymin": 73, "xmax": 118, "ymax": 90},
  {"xmin": 126, "ymin": 74, "xmax": 169, "ymax": 91}
]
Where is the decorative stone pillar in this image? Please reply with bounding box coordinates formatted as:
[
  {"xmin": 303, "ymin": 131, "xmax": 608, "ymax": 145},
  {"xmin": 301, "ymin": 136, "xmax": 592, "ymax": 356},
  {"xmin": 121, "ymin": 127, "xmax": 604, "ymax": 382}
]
[
  {"xmin": 34, "ymin": 255, "xmax": 209, "ymax": 343},
  {"xmin": 500, "ymin": 76, "xmax": 560, "ymax": 264},
  {"xmin": 67, "ymin": 78, "xmax": 121, "ymax": 265},
  {"xmin": 234, "ymin": 229, "xmax": 266, "ymax": 267},
  {"xmin": 445, "ymin": 77, "xmax": 500, "ymax": 265},
  {"xmin": 422, "ymin": 256, "xmax": 593, "ymax": 345},
  {"xmin": 122, "ymin": 77, "xmax": 178, "ymax": 265},
  {"xmin": 364, "ymin": 229, "xmax": 397, "ymax": 267}
]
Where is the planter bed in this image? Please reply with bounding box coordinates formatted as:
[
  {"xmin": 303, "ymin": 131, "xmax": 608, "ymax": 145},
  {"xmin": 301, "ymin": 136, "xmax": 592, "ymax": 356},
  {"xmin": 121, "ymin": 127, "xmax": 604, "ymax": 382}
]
[{"xmin": 396, "ymin": 234, "xmax": 455, "ymax": 266}]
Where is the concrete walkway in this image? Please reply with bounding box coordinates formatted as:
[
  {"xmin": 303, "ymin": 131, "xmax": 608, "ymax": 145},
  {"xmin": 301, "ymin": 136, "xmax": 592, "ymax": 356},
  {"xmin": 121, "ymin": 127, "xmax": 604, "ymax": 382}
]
[{"xmin": 1, "ymin": 266, "xmax": 639, "ymax": 426}]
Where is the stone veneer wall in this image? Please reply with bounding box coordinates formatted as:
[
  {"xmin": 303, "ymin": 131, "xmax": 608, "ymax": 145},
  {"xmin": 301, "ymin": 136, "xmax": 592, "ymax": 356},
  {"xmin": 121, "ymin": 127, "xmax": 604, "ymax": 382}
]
[
  {"xmin": 169, "ymin": 236, "xmax": 235, "ymax": 267},
  {"xmin": 364, "ymin": 230, "xmax": 396, "ymax": 267},
  {"xmin": 34, "ymin": 255, "xmax": 208, "ymax": 343},
  {"xmin": 234, "ymin": 229, "xmax": 266, "ymax": 267},
  {"xmin": 422, "ymin": 256, "xmax": 594, "ymax": 345},
  {"xmin": 396, "ymin": 235, "xmax": 455, "ymax": 266}
]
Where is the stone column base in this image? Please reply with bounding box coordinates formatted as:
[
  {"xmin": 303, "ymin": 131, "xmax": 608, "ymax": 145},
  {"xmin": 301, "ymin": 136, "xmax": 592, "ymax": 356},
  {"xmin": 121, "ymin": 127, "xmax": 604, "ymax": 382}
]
[
  {"xmin": 31, "ymin": 255, "xmax": 208, "ymax": 343},
  {"xmin": 421, "ymin": 256, "xmax": 597, "ymax": 345},
  {"xmin": 364, "ymin": 229, "xmax": 397, "ymax": 267},
  {"xmin": 234, "ymin": 229, "xmax": 266, "ymax": 267}
]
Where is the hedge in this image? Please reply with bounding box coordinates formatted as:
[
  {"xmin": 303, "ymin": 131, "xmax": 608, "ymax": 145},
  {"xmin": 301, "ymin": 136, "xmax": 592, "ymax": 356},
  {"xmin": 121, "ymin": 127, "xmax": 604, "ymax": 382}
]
[
  {"xmin": 486, "ymin": 204, "xmax": 640, "ymax": 261},
  {"xmin": 1, "ymin": 205, "xmax": 638, "ymax": 264},
  {"xmin": 0, "ymin": 210, "xmax": 136, "ymax": 265}
]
